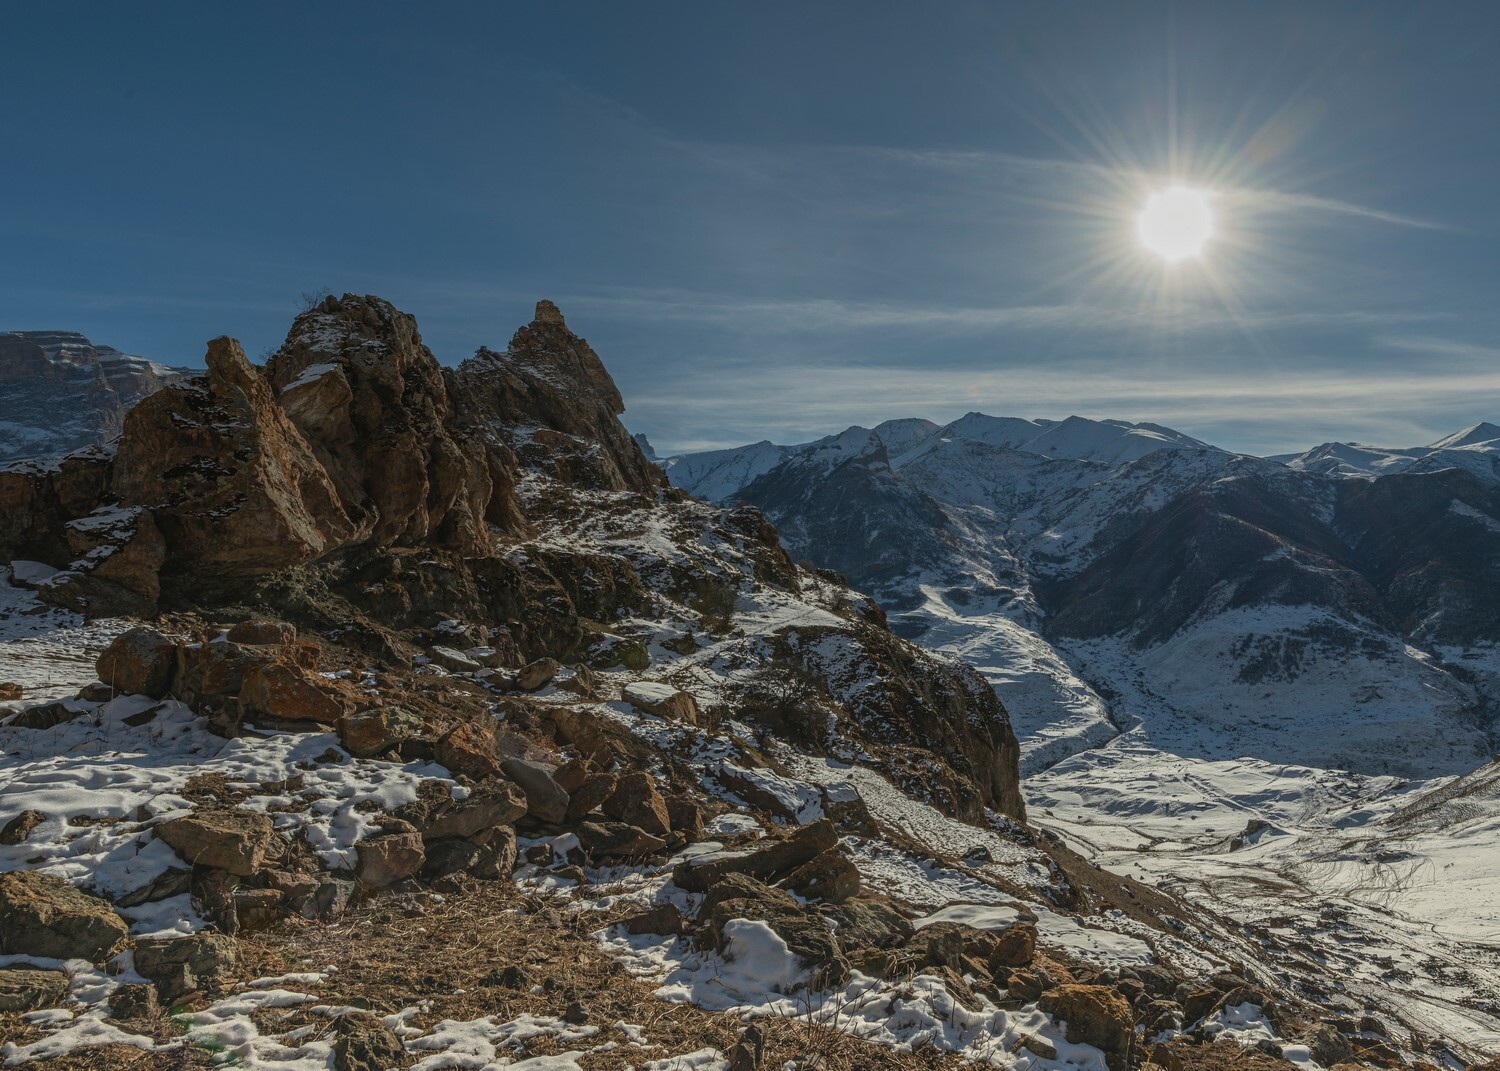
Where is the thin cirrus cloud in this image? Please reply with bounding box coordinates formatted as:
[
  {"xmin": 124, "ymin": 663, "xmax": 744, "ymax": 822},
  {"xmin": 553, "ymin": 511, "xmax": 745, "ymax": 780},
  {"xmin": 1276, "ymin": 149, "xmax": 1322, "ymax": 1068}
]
[
  {"xmin": 833, "ymin": 145, "xmax": 1451, "ymax": 232},
  {"xmin": 559, "ymin": 287, "xmax": 1444, "ymax": 337}
]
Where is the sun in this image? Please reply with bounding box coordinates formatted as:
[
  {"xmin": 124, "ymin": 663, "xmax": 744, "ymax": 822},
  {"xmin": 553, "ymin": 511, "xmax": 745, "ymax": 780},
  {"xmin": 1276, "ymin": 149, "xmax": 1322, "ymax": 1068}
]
[{"xmin": 1136, "ymin": 186, "xmax": 1214, "ymax": 262}]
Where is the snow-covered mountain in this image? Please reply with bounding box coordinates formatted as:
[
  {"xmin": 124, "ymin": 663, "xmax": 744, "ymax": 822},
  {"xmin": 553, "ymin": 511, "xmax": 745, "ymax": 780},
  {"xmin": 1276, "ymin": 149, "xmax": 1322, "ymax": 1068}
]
[
  {"xmin": 1272, "ymin": 421, "xmax": 1500, "ymax": 482},
  {"xmin": 663, "ymin": 414, "xmax": 1500, "ymax": 780},
  {"xmin": 0, "ymin": 331, "xmax": 193, "ymax": 462}
]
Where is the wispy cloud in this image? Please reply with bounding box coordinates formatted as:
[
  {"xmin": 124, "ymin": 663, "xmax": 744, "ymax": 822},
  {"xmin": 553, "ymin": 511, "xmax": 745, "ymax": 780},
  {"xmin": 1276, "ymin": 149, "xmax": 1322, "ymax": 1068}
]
[
  {"xmin": 560, "ymin": 287, "xmax": 1444, "ymax": 337},
  {"xmin": 853, "ymin": 145, "xmax": 1452, "ymax": 232},
  {"xmin": 1216, "ymin": 188, "xmax": 1451, "ymax": 232}
]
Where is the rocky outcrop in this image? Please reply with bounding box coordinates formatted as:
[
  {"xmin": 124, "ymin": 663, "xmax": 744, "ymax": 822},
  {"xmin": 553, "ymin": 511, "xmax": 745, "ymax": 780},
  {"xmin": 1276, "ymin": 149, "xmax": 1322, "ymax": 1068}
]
[
  {"xmin": 264, "ymin": 294, "xmax": 514, "ymax": 553},
  {"xmin": 0, "ymin": 871, "xmax": 130, "ymax": 964},
  {"xmin": 455, "ymin": 301, "xmax": 665, "ymax": 496},
  {"xmin": 112, "ymin": 336, "xmax": 355, "ymax": 582}
]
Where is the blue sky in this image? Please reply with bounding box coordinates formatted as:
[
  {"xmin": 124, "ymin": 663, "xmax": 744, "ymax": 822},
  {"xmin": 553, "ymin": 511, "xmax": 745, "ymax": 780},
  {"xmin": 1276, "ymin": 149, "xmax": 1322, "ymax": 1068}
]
[{"xmin": 4, "ymin": 2, "xmax": 1499, "ymax": 455}]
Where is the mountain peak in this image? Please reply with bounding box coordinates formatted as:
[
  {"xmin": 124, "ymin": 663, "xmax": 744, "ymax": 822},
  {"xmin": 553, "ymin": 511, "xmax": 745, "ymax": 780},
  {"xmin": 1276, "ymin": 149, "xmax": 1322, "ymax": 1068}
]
[{"xmin": 1430, "ymin": 421, "xmax": 1500, "ymax": 450}]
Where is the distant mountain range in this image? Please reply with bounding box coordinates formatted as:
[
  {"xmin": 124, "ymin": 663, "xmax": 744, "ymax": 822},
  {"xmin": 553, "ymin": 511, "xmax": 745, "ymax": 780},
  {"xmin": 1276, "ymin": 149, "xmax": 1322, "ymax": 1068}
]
[
  {"xmin": 0, "ymin": 331, "xmax": 193, "ymax": 462},
  {"xmin": 661, "ymin": 414, "xmax": 1500, "ymax": 778}
]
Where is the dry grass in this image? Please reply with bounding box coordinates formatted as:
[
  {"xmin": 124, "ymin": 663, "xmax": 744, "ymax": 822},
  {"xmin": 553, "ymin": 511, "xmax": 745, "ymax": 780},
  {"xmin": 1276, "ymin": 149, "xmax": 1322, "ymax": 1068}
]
[{"xmin": 235, "ymin": 881, "xmax": 971, "ymax": 1070}]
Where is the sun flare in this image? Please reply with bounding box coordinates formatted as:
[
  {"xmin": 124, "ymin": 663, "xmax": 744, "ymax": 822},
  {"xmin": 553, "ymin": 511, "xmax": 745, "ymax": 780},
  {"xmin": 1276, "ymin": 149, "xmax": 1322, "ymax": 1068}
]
[{"xmin": 1136, "ymin": 186, "xmax": 1214, "ymax": 262}]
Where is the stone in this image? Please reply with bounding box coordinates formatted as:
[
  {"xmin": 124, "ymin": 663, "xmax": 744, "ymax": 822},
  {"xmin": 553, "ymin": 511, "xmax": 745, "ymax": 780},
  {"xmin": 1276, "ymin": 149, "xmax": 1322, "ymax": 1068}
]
[
  {"xmin": 0, "ymin": 682, "xmax": 21, "ymax": 700},
  {"xmin": 355, "ymin": 832, "xmax": 426, "ymax": 889},
  {"xmin": 116, "ymin": 866, "xmax": 192, "ymax": 908},
  {"xmin": 332, "ymin": 1014, "xmax": 407, "ymax": 1071},
  {"xmin": 0, "ymin": 809, "xmax": 45, "ymax": 845},
  {"xmin": 574, "ymin": 821, "xmax": 669, "ymax": 861},
  {"xmin": 107, "ymin": 982, "xmax": 159, "ymax": 1020},
  {"xmin": 516, "ymin": 657, "xmax": 559, "ymax": 692},
  {"xmin": 94, "ymin": 625, "xmax": 178, "ymax": 698},
  {"xmin": 232, "ymin": 887, "xmax": 285, "ymax": 931},
  {"xmin": 0, "ymin": 967, "xmax": 69, "ymax": 1012},
  {"xmin": 624, "ymin": 903, "xmax": 688, "ymax": 936},
  {"xmin": 423, "ymin": 777, "xmax": 527, "ymax": 841},
  {"xmin": 133, "ymin": 933, "xmax": 238, "ymax": 1000},
  {"xmin": 704, "ymin": 899, "xmax": 849, "ymax": 987},
  {"xmin": 546, "ymin": 705, "xmax": 650, "ymax": 766},
  {"xmin": 340, "ymin": 707, "xmax": 421, "ymax": 759},
  {"xmin": 781, "ymin": 850, "xmax": 860, "ymax": 903},
  {"xmin": 551, "ymin": 758, "xmax": 592, "ymax": 794},
  {"xmin": 726, "ymin": 1024, "xmax": 765, "ymax": 1071},
  {"xmin": 1020, "ymin": 1035, "xmax": 1057, "ymax": 1061},
  {"xmin": 155, "ymin": 807, "xmax": 278, "ymax": 876},
  {"xmin": 428, "ymin": 646, "xmax": 483, "ymax": 673},
  {"xmin": 1304, "ymin": 1023, "xmax": 1354, "ymax": 1067},
  {"xmin": 1038, "ymin": 984, "xmax": 1133, "ymax": 1053},
  {"xmin": 601, "ymin": 772, "xmax": 671, "ymax": 836},
  {"xmin": 6, "ymin": 699, "xmax": 89, "ymax": 730},
  {"xmin": 989, "ymin": 921, "xmax": 1037, "ymax": 969},
  {"xmin": 673, "ymin": 818, "xmax": 839, "ymax": 891},
  {"xmin": 226, "ymin": 620, "xmax": 297, "ymax": 646},
  {"xmin": 622, "ymin": 681, "xmax": 698, "ymax": 724},
  {"xmin": 701, "ymin": 874, "xmax": 798, "ymax": 917},
  {"xmin": 564, "ymin": 773, "xmax": 617, "ymax": 823},
  {"xmin": 436, "ymin": 720, "xmax": 504, "ymax": 781},
  {"xmin": 500, "ymin": 757, "xmax": 570, "ymax": 824},
  {"xmin": 240, "ymin": 660, "xmax": 350, "ymax": 725},
  {"xmin": 305, "ymin": 878, "xmax": 354, "ymax": 920},
  {"xmin": 0, "ymin": 871, "xmax": 130, "ymax": 964},
  {"xmin": 665, "ymin": 795, "xmax": 706, "ymax": 841},
  {"xmin": 820, "ymin": 897, "xmax": 914, "ymax": 951},
  {"xmin": 1008, "ymin": 969, "xmax": 1046, "ymax": 1003}
]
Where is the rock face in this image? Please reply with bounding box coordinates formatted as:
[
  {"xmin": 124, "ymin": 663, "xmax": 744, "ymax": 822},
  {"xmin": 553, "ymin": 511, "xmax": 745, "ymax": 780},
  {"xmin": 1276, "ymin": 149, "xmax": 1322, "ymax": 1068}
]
[
  {"xmin": 111, "ymin": 336, "xmax": 356, "ymax": 583},
  {"xmin": 0, "ymin": 871, "xmax": 130, "ymax": 964},
  {"xmin": 456, "ymin": 301, "xmax": 665, "ymax": 496},
  {"xmin": 264, "ymin": 294, "xmax": 509, "ymax": 555},
  {"xmin": 0, "ymin": 331, "xmax": 193, "ymax": 462}
]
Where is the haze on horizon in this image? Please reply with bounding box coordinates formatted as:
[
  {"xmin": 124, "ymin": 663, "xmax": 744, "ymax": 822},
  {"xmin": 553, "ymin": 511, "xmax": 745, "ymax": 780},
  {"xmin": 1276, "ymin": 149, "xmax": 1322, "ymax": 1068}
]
[{"xmin": 4, "ymin": 1, "xmax": 1499, "ymax": 457}]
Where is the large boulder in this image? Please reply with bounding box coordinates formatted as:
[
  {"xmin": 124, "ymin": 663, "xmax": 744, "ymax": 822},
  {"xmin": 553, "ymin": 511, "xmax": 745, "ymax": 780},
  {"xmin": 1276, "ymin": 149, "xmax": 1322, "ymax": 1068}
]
[
  {"xmin": 0, "ymin": 967, "xmax": 69, "ymax": 1012},
  {"xmin": 1038, "ymin": 984, "xmax": 1133, "ymax": 1053},
  {"xmin": 436, "ymin": 720, "xmax": 505, "ymax": 781},
  {"xmin": 339, "ymin": 707, "xmax": 421, "ymax": 759},
  {"xmin": 239, "ymin": 660, "xmax": 351, "ymax": 725},
  {"xmin": 95, "ymin": 626, "xmax": 178, "ymax": 698},
  {"xmin": 0, "ymin": 871, "xmax": 130, "ymax": 964},
  {"xmin": 601, "ymin": 772, "xmax": 671, "ymax": 836},
  {"xmin": 355, "ymin": 832, "xmax": 425, "ymax": 889},
  {"xmin": 133, "ymin": 933, "xmax": 238, "ymax": 1000},
  {"xmin": 781, "ymin": 849, "xmax": 860, "ymax": 903},
  {"xmin": 500, "ymin": 757, "xmax": 570, "ymax": 825},
  {"xmin": 155, "ymin": 807, "xmax": 278, "ymax": 876},
  {"xmin": 422, "ymin": 778, "xmax": 527, "ymax": 841},
  {"xmin": 622, "ymin": 682, "xmax": 698, "ymax": 724},
  {"xmin": 674, "ymin": 819, "xmax": 839, "ymax": 892}
]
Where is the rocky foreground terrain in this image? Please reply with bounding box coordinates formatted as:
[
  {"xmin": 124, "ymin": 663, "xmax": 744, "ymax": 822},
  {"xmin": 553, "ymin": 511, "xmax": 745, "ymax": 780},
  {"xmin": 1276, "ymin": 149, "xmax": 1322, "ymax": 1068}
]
[{"xmin": 0, "ymin": 297, "xmax": 1494, "ymax": 1070}]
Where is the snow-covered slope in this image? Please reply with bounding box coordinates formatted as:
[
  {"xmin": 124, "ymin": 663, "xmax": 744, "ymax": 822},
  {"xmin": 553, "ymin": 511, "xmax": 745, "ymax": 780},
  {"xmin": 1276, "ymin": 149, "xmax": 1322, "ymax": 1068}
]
[
  {"xmin": 662, "ymin": 416, "xmax": 1500, "ymax": 779},
  {"xmin": 0, "ymin": 331, "xmax": 193, "ymax": 461},
  {"xmin": 1277, "ymin": 421, "xmax": 1500, "ymax": 482}
]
